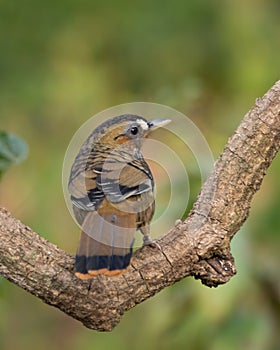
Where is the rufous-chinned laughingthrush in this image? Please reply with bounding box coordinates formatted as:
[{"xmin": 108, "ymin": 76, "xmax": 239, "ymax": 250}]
[{"xmin": 68, "ymin": 114, "xmax": 170, "ymax": 279}]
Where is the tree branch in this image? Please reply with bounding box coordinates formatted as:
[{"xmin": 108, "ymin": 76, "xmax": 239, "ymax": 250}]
[{"xmin": 1, "ymin": 81, "xmax": 280, "ymax": 331}]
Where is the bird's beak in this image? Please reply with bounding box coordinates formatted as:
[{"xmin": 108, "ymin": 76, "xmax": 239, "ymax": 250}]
[{"xmin": 147, "ymin": 118, "xmax": 171, "ymax": 132}]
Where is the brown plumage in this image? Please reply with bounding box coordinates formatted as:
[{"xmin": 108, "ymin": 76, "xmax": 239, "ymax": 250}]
[{"xmin": 68, "ymin": 114, "xmax": 170, "ymax": 279}]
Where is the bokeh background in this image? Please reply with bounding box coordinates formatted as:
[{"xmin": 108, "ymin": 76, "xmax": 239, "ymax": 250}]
[{"xmin": 0, "ymin": 1, "xmax": 280, "ymax": 349}]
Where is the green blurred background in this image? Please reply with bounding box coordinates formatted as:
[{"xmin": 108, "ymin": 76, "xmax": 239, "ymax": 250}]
[{"xmin": 0, "ymin": 0, "xmax": 280, "ymax": 349}]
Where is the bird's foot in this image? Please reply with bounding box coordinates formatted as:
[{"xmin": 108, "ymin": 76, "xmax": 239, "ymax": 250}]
[{"xmin": 142, "ymin": 236, "xmax": 161, "ymax": 250}]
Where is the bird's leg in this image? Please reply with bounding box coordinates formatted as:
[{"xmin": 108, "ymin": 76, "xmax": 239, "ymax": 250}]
[{"xmin": 140, "ymin": 226, "xmax": 161, "ymax": 250}]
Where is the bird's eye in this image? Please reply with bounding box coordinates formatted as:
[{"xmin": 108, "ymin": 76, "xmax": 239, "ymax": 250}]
[{"xmin": 130, "ymin": 126, "xmax": 139, "ymax": 135}]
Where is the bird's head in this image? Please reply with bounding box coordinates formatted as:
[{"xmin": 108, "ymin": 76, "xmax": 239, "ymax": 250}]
[{"xmin": 93, "ymin": 114, "xmax": 171, "ymax": 151}]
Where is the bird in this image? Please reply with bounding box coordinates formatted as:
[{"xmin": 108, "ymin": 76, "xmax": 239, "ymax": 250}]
[{"xmin": 68, "ymin": 114, "xmax": 171, "ymax": 279}]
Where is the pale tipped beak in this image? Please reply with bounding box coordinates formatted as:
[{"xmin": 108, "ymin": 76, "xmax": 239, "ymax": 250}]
[{"xmin": 147, "ymin": 118, "xmax": 171, "ymax": 131}]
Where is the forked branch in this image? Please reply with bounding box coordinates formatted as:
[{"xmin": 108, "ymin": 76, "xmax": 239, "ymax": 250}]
[{"xmin": 0, "ymin": 80, "xmax": 280, "ymax": 331}]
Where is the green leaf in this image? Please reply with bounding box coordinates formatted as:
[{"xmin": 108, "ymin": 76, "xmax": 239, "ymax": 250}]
[{"xmin": 0, "ymin": 131, "xmax": 28, "ymax": 178}]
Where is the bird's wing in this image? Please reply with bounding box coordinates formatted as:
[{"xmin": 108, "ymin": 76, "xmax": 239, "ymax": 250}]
[
  {"xmin": 68, "ymin": 151, "xmax": 105, "ymax": 212},
  {"xmin": 69, "ymin": 147, "xmax": 153, "ymax": 213},
  {"xmin": 96, "ymin": 157, "xmax": 154, "ymax": 203}
]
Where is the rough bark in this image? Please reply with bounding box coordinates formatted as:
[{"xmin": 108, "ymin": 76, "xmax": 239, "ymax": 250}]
[{"xmin": 0, "ymin": 80, "xmax": 280, "ymax": 331}]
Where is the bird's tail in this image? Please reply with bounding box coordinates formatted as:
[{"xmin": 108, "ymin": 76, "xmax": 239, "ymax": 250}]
[{"xmin": 75, "ymin": 210, "xmax": 136, "ymax": 279}]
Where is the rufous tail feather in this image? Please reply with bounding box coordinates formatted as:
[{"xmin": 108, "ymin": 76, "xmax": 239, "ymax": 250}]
[{"xmin": 75, "ymin": 210, "xmax": 136, "ymax": 279}]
